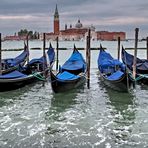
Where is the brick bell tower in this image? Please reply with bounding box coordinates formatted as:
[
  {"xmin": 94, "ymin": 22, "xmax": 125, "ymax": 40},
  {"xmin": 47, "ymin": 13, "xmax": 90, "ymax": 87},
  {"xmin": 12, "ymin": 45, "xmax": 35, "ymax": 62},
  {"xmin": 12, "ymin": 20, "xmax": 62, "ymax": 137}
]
[{"xmin": 54, "ymin": 4, "xmax": 60, "ymax": 35}]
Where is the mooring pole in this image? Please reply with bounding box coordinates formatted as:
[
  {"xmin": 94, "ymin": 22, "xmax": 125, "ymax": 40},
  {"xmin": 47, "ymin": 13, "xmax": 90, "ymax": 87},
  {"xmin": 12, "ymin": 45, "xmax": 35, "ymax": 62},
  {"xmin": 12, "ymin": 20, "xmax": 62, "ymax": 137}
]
[
  {"xmin": 146, "ymin": 37, "xmax": 148, "ymax": 60},
  {"xmin": 26, "ymin": 34, "xmax": 29, "ymax": 64},
  {"xmin": 0, "ymin": 33, "xmax": 2, "ymax": 75},
  {"xmin": 56, "ymin": 36, "xmax": 59, "ymax": 71},
  {"xmin": 86, "ymin": 29, "xmax": 91, "ymax": 88},
  {"xmin": 43, "ymin": 33, "xmax": 46, "ymax": 85},
  {"xmin": 133, "ymin": 28, "xmax": 139, "ymax": 84},
  {"xmin": 117, "ymin": 36, "xmax": 120, "ymax": 60}
]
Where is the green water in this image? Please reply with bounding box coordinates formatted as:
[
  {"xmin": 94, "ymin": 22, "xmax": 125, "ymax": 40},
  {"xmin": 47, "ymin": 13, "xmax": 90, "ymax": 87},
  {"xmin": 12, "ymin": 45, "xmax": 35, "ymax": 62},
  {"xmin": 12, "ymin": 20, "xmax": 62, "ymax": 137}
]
[{"xmin": 0, "ymin": 68, "xmax": 148, "ymax": 148}]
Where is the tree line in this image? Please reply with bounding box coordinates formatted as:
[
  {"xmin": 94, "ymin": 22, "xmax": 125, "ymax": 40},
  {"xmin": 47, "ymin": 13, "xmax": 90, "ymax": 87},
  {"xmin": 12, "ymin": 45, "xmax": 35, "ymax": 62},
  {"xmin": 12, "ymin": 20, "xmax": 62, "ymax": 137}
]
[{"xmin": 17, "ymin": 29, "xmax": 40, "ymax": 39}]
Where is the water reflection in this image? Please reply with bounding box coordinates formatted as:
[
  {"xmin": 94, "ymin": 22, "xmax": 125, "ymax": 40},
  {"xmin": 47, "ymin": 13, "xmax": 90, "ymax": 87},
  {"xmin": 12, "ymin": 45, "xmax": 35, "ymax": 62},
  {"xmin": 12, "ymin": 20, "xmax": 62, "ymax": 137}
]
[
  {"xmin": 138, "ymin": 83, "xmax": 148, "ymax": 90},
  {"xmin": 45, "ymin": 90, "xmax": 78, "ymax": 134},
  {"xmin": 107, "ymin": 90, "xmax": 135, "ymax": 120},
  {"xmin": 0, "ymin": 82, "xmax": 43, "ymax": 107},
  {"xmin": 106, "ymin": 89, "xmax": 136, "ymax": 145},
  {"xmin": 46, "ymin": 90, "xmax": 78, "ymax": 117},
  {"xmin": 0, "ymin": 82, "xmax": 47, "ymax": 148},
  {"xmin": 51, "ymin": 92, "xmax": 77, "ymax": 111}
]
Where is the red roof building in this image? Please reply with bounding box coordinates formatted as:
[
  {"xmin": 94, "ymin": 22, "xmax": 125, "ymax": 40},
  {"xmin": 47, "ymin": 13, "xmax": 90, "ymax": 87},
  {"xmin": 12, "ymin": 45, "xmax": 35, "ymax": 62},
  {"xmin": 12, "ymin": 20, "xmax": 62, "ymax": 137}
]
[
  {"xmin": 42, "ymin": 5, "xmax": 126, "ymax": 41},
  {"xmin": 3, "ymin": 35, "xmax": 27, "ymax": 41},
  {"xmin": 96, "ymin": 31, "xmax": 126, "ymax": 41}
]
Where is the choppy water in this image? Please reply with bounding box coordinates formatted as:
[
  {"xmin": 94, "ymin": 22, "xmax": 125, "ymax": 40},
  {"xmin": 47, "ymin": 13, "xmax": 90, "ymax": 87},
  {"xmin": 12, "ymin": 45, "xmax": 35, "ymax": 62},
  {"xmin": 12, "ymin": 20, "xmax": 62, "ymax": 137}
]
[{"xmin": 0, "ymin": 40, "xmax": 148, "ymax": 147}]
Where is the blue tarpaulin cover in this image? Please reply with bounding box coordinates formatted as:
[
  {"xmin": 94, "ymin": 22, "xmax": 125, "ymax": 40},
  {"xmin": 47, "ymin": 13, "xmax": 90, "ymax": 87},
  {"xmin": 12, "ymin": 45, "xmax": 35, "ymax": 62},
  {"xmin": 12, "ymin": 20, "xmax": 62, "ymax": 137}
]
[
  {"xmin": 6, "ymin": 50, "xmax": 28, "ymax": 66},
  {"xmin": 122, "ymin": 48, "xmax": 148, "ymax": 74},
  {"xmin": 47, "ymin": 46, "xmax": 55, "ymax": 65},
  {"xmin": 98, "ymin": 50, "xmax": 125, "ymax": 69},
  {"xmin": 0, "ymin": 70, "xmax": 27, "ymax": 79},
  {"xmin": 61, "ymin": 50, "xmax": 86, "ymax": 72},
  {"xmin": 28, "ymin": 56, "xmax": 46, "ymax": 65},
  {"xmin": 57, "ymin": 71, "xmax": 80, "ymax": 80},
  {"xmin": 107, "ymin": 70, "xmax": 124, "ymax": 80}
]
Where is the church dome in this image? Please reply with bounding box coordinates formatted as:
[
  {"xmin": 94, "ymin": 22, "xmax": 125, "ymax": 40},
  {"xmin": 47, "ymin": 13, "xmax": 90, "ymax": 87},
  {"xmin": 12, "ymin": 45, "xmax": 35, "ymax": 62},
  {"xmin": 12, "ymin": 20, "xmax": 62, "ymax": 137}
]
[{"xmin": 75, "ymin": 20, "xmax": 83, "ymax": 28}]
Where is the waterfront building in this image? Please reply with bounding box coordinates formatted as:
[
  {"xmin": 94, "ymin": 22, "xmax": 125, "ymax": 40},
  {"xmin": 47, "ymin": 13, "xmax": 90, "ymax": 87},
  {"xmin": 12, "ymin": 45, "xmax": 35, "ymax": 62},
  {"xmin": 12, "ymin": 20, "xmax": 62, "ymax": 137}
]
[
  {"xmin": 44, "ymin": 5, "xmax": 97, "ymax": 41},
  {"xmin": 42, "ymin": 5, "xmax": 126, "ymax": 41},
  {"xmin": 96, "ymin": 31, "xmax": 125, "ymax": 41},
  {"xmin": 3, "ymin": 35, "xmax": 27, "ymax": 41}
]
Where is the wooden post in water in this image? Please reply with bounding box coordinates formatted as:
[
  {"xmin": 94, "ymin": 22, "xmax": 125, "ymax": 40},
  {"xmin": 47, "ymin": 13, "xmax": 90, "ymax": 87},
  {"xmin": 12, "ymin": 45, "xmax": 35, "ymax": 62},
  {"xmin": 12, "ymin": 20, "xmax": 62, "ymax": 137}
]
[
  {"xmin": 0, "ymin": 33, "xmax": 2, "ymax": 75},
  {"xmin": 56, "ymin": 36, "xmax": 59, "ymax": 71},
  {"xmin": 86, "ymin": 29, "xmax": 91, "ymax": 88},
  {"xmin": 43, "ymin": 33, "xmax": 46, "ymax": 84},
  {"xmin": 117, "ymin": 37, "xmax": 120, "ymax": 60},
  {"xmin": 146, "ymin": 37, "xmax": 148, "ymax": 60},
  {"xmin": 26, "ymin": 34, "xmax": 29, "ymax": 64},
  {"xmin": 133, "ymin": 28, "xmax": 139, "ymax": 82}
]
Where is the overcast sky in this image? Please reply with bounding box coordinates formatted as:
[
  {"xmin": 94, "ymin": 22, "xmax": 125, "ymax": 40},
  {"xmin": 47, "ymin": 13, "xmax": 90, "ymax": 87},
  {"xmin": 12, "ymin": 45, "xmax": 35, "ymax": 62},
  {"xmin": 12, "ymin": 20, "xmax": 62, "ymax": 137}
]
[{"xmin": 0, "ymin": 0, "xmax": 148, "ymax": 38}]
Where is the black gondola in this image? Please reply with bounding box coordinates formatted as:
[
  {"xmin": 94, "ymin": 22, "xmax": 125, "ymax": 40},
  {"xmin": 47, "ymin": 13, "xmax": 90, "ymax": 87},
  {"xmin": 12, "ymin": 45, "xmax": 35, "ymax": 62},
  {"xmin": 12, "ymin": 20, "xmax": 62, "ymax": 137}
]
[
  {"xmin": 48, "ymin": 45, "xmax": 86, "ymax": 93},
  {"xmin": 97, "ymin": 46, "xmax": 132, "ymax": 92},
  {"xmin": 0, "ymin": 56, "xmax": 47, "ymax": 92},
  {"xmin": 122, "ymin": 47, "xmax": 148, "ymax": 84}
]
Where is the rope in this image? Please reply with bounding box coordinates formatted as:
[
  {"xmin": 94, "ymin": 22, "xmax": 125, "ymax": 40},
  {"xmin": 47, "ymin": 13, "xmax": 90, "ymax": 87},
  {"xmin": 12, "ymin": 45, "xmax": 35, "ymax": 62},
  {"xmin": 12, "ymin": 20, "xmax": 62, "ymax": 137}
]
[
  {"xmin": 136, "ymin": 74, "xmax": 148, "ymax": 81},
  {"xmin": 128, "ymin": 71, "xmax": 148, "ymax": 81},
  {"xmin": 32, "ymin": 72, "xmax": 45, "ymax": 81}
]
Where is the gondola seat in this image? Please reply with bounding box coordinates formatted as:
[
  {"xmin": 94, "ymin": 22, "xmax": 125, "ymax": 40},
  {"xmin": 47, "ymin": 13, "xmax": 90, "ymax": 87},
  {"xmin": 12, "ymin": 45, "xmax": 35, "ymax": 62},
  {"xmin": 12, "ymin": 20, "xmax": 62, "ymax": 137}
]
[
  {"xmin": 107, "ymin": 70, "xmax": 124, "ymax": 81},
  {"xmin": 57, "ymin": 71, "xmax": 80, "ymax": 81}
]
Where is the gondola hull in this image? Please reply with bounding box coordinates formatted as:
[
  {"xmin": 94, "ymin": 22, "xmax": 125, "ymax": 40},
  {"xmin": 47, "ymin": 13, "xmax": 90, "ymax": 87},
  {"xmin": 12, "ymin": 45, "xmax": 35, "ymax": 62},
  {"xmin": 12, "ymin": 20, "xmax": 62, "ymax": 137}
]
[
  {"xmin": 0, "ymin": 72, "xmax": 44, "ymax": 92},
  {"xmin": 0, "ymin": 54, "xmax": 48, "ymax": 92},
  {"xmin": 98, "ymin": 46, "xmax": 133, "ymax": 92},
  {"xmin": 48, "ymin": 46, "xmax": 86, "ymax": 93},
  {"xmin": 99, "ymin": 71, "xmax": 131, "ymax": 92},
  {"xmin": 50, "ymin": 71, "xmax": 86, "ymax": 93}
]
